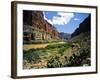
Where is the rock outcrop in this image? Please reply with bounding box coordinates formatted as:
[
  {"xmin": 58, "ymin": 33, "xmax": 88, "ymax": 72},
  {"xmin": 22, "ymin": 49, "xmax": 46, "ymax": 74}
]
[
  {"xmin": 71, "ymin": 15, "xmax": 91, "ymax": 38},
  {"xmin": 23, "ymin": 10, "xmax": 59, "ymax": 43}
]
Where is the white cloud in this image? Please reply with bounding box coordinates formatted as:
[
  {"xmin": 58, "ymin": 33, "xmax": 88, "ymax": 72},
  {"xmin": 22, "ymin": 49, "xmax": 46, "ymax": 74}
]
[
  {"xmin": 43, "ymin": 12, "xmax": 53, "ymax": 25},
  {"xmin": 74, "ymin": 18, "xmax": 80, "ymax": 21},
  {"xmin": 44, "ymin": 12, "xmax": 74, "ymax": 25}
]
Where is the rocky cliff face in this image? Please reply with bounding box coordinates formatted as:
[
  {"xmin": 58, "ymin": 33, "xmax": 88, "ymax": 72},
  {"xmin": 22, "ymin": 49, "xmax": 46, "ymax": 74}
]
[
  {"xmin": 23, "ymin": 10, "xmax": 59, "ymax": 42},
  {"xmin": 71, "ymin": 15, "xmax": 91, "ymax": 38}
]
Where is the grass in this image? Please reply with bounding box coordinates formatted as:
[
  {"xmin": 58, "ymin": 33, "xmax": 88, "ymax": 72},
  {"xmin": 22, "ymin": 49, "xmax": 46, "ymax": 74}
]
[
  {"xmin": 23, "ymin": 42, "xmax": 71, "ymax": 68},
  {"xmin": 23, "ymin": 32, "xmax": 91, "ymax": 69},
  {"xmin": 24, "ymin": 42, "xmax": 70, "ymax": 58}
]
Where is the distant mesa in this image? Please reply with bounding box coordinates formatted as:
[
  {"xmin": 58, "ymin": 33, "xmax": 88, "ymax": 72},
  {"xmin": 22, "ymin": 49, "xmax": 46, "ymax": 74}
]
[{"xmin": 59, "ymin": 32, "xmax": 71, "ymax": 40}]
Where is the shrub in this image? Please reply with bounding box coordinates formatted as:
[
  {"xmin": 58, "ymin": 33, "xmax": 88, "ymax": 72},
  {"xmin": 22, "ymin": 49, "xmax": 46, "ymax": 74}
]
[
  {"xmin": 23, "ymin": 50, "xmax": 40, "ymax": 63},
  {"xmin": 65, "ymin": 47, "xmax": 90, "ymax": 67},
  {"xmin": 47, "ymin": 56, "xmax": 62, "ymax": 68}
]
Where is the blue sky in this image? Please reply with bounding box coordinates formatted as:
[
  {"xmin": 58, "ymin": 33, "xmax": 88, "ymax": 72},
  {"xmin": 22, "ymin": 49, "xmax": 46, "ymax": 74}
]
[{"xmin": 43, "ymin": 11, "xmax": 89, "ymax": 34}]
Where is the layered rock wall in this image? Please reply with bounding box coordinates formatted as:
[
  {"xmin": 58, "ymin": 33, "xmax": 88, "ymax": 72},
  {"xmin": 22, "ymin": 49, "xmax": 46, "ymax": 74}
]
[{"xmin": 23, "ymin": 10, "xmax": 59, "ymax": 43}]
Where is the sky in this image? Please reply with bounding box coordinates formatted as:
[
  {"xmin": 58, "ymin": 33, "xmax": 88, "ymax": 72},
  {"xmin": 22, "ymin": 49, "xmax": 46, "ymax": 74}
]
[{"xmin": 43, "ymin": 11, "xmax": 89, "ymax": 34}]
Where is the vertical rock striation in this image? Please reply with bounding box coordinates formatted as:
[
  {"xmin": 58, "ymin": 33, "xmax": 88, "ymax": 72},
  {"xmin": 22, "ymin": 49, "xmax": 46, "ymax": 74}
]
[{"xmin": 23, "ymin": 10, "xmax": 59, "ymax": 43}]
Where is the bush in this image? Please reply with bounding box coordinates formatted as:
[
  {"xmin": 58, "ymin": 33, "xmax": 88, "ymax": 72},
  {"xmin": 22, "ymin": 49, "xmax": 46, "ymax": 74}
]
[
  {"xmin": 47, "ymin": 56, "xmax": 62, "ymax": 68},
  {"xmin": 66, "ymin": 47, "xmax": 90, "ymax": 67},
  {"xmin": 23, "ymin": 50, "xmax": 40, "ymax": 63}
]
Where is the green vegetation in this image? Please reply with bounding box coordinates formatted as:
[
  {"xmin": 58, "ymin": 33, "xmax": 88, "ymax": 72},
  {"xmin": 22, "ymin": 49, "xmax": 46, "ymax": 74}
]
[
  {"xmin": 23, "ymin": 32, "xmax": 91, "ymax": 69},
  {"xmin": 23, "ymin": 42, "xmax": 71, "ymax": 69},
  {"xmin": 66, "ymin": 47, "xmax": 90, "ymax": 67}
]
